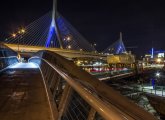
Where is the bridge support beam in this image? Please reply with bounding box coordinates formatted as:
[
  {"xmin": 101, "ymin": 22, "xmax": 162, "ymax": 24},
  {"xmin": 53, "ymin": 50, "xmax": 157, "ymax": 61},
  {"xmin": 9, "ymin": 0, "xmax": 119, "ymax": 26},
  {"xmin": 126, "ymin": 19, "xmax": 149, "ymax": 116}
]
[
  {"xmin": 52, "ymin": 0, "xmax": 64, "ymax": 49},
  {"xmin": 87, "ymin": 108, "xmax": 96, "ymax": 120}
]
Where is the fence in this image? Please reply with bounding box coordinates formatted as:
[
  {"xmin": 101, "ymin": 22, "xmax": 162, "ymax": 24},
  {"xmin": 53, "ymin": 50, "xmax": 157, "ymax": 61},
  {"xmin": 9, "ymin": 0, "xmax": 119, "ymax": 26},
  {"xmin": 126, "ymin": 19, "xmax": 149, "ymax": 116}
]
[{"xmin": 29, "ymin": 50, "xmax": 157, "ymax": 120}]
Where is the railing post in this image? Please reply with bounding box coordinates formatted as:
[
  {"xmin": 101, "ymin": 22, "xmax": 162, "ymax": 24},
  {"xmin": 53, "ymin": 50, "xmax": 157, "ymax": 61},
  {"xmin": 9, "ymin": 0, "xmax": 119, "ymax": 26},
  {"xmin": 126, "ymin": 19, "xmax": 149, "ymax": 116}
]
[
  {"xmin": 52, "ymin": 75, "xmax": 61, "ymax": 98},
  {"xmin": 162, "ymin": 86, "xmax": 163, "ymax": 96},
  {"xmin": 87, "ymin": 108, "xmax": 96, "ymax": 120},
  {"xmin": 57, "ymin": 83, "xmax": 73, "ymax": 120}
]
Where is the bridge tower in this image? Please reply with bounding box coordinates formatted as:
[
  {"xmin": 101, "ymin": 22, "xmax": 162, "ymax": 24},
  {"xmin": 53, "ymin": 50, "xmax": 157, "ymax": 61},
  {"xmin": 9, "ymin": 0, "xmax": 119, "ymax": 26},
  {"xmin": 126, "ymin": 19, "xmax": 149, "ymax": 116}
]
[
  {"xmin": 120, "ymin": 32, "xmax": 122, "ymax": 41},
  {"xmin": 118, "ymin": 32, "xmax": 126, "ymax": 53},
  {"xmin": 46, "ymin": 0, "xmax": 64, "ymax": 48}
]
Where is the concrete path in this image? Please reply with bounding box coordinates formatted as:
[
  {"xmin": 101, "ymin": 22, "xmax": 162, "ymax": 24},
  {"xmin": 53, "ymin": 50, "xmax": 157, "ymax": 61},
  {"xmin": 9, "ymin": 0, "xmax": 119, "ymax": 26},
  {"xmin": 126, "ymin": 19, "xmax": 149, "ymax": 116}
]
[{"xmin": 0, "ymin": 66, "xmax": 53, "ymax": 120}]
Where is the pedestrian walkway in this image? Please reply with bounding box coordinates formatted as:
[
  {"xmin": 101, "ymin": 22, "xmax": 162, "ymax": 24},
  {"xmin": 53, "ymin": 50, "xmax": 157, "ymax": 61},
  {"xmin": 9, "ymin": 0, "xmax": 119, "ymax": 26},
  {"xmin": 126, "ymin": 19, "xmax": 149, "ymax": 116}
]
[
  {"xmin": 0, "ymin": 67, "xmax": 53, "ymax": 120},
  {"xmin": 8, "ymin": 62, "xmax": 38, "ymax": 69}
]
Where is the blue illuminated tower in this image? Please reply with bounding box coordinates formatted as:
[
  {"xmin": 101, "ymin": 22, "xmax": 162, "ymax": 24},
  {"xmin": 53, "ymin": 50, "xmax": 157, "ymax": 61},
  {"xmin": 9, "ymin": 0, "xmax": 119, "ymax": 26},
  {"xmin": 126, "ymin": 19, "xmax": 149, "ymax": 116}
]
[
  {"xmin": 116, "ymin": 32, "xmax": 126, "ymax": 54},
  {"xmin": 151, "ymin": 41, "xmax": 154, "ymax": 58},
  {"xmin": 103, "ymin": 32, "xmax": 126, "ymax": 54},
  {"xmin": 46, "ymin": 0, "xmax": 63, "ymax": 48},
  {"xmin": 151, "ymin": 48, "xmax": 154, "ymax": 58}
]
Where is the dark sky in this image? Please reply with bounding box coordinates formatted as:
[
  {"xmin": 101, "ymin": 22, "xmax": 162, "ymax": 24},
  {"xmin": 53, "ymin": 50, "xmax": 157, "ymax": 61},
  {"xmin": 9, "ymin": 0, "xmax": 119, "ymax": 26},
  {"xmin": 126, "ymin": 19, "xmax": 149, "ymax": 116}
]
[{"xmin": 0, "ymin": 0, "xmax": 165, "ymax": 56}]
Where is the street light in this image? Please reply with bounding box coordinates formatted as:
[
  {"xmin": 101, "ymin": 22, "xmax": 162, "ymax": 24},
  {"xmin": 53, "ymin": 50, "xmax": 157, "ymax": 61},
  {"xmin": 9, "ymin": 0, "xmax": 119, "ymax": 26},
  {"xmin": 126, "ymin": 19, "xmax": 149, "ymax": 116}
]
[
  {"xmin": 67, "ymin": 45, "xmax": 71, "ymax": 49},
  {"xmin": 12, "ymin": 33, "xmax": 16, "ymax": 38},
  {"xmin": 156, "ymin": 72, "xmax": 160, "ymax": 77},
  {"xmin": 21, "ymin": 28, "xmax": 25, "ymax": 33},
  {"xmin": 18, "ymin": 28, "xmax": 26, "ymax": 51},
  {"xmin": 67, "ymin": 36, "xmax": 71, "ymax": 41},
  {"xmin": 156, "ymin": 58, "xmax": 161, "ymax": 63}
]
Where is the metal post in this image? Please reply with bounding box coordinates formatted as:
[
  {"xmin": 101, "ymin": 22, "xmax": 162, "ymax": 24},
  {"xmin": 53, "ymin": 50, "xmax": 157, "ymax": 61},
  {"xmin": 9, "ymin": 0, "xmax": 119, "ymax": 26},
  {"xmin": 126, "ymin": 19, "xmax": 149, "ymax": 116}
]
[{"xmin": 162, "ymin": 86, "xmax": 163, "ymax": 96}]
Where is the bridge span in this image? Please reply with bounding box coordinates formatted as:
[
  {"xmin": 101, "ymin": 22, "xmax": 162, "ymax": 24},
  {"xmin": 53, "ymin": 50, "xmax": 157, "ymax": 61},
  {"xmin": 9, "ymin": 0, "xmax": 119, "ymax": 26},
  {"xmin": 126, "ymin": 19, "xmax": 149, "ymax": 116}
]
[{"xmin": 4, "ymin": 43, "xmax": 106, "ymax": 59}]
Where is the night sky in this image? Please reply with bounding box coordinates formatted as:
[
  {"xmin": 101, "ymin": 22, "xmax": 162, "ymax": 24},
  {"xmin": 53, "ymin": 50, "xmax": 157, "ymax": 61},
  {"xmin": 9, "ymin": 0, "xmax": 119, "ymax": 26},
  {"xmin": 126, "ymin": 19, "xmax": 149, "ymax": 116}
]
[{"xmin": 0, "ymin": 0, "xmax": 165, "ymax": 56}]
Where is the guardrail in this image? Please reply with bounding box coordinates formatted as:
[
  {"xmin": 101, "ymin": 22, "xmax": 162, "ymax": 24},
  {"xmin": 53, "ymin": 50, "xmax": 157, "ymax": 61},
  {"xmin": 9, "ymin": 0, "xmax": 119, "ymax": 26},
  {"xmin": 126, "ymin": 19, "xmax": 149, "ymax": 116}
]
[
  {"xmin": 141, "ymin": 86, "xmax": 165, "ymax": 97},
  {"xmin": 29, "ymin": 50, "xmax": 157, "ymax": 120}
]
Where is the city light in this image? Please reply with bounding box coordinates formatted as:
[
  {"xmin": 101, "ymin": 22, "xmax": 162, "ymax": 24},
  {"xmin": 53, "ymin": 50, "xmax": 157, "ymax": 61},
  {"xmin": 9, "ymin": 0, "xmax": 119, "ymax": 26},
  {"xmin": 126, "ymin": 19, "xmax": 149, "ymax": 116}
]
[
  {"xmin": 68, "ymin": 45, "xmax": 71, "ymax": 49},
  {"xmin": 76, "ymin": 61, "xmax": 81, "ymax": 65},
  {"xmin": 21, "ymin": 29, "xmax": 25, "ymax": 33},
  {"xmin": 11, "ymin": 28, "xmax": 26, "ymax": 38},
  {"xmin": 67, "ymin": 36, "xmax": 71, "ymax": 41},
  {"xmin": 12, "ymin": 33, "xmax": 16, "ymax": 38},
  {"xmin": 156, "ymin": 58, "xmax": 161, "ymax": 63},
  {"xmin": 18, "ymin": 28, "xmax": 26, "ymax": 34},
  {"xmin": 156, "ymin": 72, "xmax": 160, "ymax": 77}
]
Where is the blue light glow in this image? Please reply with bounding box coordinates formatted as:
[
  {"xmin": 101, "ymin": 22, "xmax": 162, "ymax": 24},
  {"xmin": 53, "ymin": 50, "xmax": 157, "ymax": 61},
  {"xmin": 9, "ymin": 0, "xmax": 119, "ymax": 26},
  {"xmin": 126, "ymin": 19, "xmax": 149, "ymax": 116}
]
[
  {"xmin": 45, "ymin": 21, "xmax": 55, "ymax": 48},
  {"xmin": 9, "ymin": 63, "xmax": 38, "ymax": 69},
  {"xmin": 117, "ymin": 45, "xmax": 121, "ymax": 54},
  {"xmin": 151, "ymin": 48, "xmax": 154, "ymax": 58}
]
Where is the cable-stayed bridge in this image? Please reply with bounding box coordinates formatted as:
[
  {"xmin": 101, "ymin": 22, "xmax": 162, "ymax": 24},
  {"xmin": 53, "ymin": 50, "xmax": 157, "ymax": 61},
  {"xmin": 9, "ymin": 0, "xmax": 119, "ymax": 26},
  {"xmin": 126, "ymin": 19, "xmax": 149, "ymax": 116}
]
[
  {"xmin": 3, "ymin": 9, "xmax": 97, "ymax": 58},
  {"xmin": 0, "ymin": 0, "xmax": 157, "ymax": 120},
  {"xmin": 4, "ymin": 11, "xmax": 95, "ymax": 52},
  {"xmin": 2, "ymin": 1, "xmax": 126, "ymax": 59}
]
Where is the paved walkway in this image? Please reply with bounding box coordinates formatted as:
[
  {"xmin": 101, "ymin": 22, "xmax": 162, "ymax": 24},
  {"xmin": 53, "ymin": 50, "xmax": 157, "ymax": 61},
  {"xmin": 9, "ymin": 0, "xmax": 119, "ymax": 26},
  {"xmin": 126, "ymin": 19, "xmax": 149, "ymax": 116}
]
[
  {"xmin": 0, "ymin": 64, "xmax": 53, "ymax": 120},
  {"xmin": 8, "ymin": 62, "xmax": 38, "ymax": 69}
]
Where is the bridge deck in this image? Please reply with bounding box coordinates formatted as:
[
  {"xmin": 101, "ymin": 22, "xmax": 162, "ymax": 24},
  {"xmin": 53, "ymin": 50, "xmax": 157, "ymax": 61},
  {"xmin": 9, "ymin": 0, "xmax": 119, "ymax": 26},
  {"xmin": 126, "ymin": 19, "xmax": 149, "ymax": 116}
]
[{"xmin": 0, "ymin": 68, "xmax": 52, "ymax": 120}]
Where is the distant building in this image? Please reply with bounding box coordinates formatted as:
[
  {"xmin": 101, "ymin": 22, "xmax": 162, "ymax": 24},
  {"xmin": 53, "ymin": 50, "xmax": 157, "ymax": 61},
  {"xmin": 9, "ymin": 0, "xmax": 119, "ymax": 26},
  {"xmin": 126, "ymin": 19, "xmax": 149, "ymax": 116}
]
[{"xmin": 144, "ymin": 49, "xmax": 165, "ymax": 64}]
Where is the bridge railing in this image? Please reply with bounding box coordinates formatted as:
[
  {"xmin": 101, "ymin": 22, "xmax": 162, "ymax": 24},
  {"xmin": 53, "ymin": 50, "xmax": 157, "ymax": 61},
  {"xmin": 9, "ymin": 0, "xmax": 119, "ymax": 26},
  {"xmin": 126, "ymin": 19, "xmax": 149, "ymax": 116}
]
[
  {"xmin": 141, "ymin": 86, "xmax": 165, "ymax": 97},
  {"xmin": 29, "ymin": 50, "xmax": 157, "ymax": 120}
]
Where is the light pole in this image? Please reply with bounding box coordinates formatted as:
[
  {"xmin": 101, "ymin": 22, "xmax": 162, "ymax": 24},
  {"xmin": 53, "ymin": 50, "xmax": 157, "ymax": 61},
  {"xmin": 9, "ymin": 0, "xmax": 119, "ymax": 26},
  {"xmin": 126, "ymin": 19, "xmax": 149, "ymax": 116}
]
[
  {"xmin": 11, "ymin": 33, "xmax": 18, "ymax": 51},
  {"xmin": 91, "ymin": 43, "xmax": 97, "ymax": 53},
  {"xmin": 18, "ymin": 28, "xmax": 26, "ymax": 51}
]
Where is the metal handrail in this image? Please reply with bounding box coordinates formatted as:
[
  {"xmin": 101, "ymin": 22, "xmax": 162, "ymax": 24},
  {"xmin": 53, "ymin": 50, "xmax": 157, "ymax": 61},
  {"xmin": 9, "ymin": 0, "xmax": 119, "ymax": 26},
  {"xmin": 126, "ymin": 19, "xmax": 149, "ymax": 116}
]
[
  {"xmin": 30, "ymin": 56, "xmax": 131, "ymax": 120},
  {"xmin": 42, "ymin": 57, "xmax": 131, "ymax": 120},
  {"xmin": 29, "ymin": 50, "xmax": 157, "ymax": 120}
]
